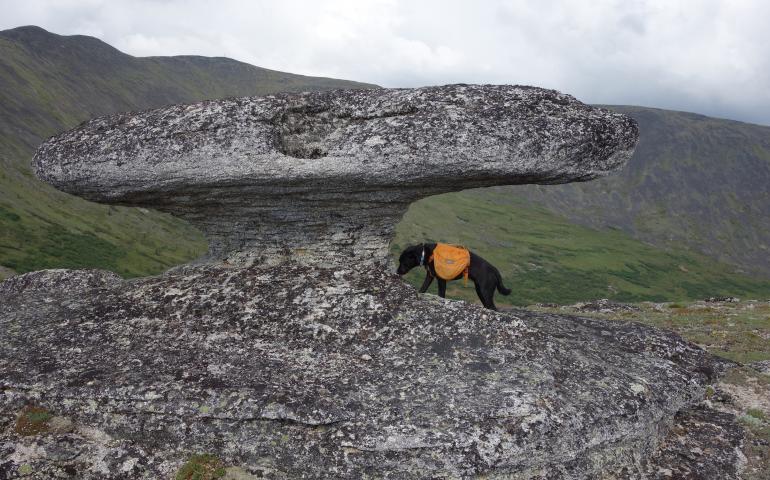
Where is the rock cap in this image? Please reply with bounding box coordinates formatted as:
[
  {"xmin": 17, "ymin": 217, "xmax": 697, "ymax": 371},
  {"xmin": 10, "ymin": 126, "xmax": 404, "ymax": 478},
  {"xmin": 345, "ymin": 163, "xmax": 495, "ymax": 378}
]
[{"xmin": 33, "ymin": 84, "xmax": 638, "ymax": 264}]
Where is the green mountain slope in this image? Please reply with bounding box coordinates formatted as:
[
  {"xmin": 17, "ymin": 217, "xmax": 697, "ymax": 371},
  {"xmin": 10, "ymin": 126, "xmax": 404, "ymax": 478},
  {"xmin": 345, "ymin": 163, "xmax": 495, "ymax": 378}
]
[
  {"xmin": 512, "ymin": 106, "xmax": 770, "ymax": 277},
  {"xmin": 393, "ymin": 191, "xmax": 770, "ymax": 307},
  {"xmin": 0, "ymin": 26, "xmax": 376, "ymax": 280},
  {"xmin": 2, "ymin": 25, "xmax": 769, "ymax": 306},
  {"xmin": 395, "ymin": 108, "xmax": 770, "ymax": 305}
]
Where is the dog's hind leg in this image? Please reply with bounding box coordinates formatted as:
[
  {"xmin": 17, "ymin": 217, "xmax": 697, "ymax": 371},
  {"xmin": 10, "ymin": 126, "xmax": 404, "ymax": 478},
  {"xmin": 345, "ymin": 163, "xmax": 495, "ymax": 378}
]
[
  {"xmin": 475, "ymin": 282, "xmax": 497, "ymax": 310},
  {"xmin": 437, "ymin": 279, "xmax": 447, "ymax": 298},
  {"xmin": 486, "ymin": 296, "xmax": 498, "ymax": 311}
]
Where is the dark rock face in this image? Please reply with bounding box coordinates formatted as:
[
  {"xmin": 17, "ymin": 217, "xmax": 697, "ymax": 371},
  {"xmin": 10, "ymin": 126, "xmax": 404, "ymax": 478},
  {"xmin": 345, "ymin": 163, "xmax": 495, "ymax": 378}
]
[
  {"xmin": 639, "ymin": 405, "xmax": 745, "ymax": 479},
  {"xmin": 32, "ymin": 84, "xmax": 637, "ymax": 265},
  {"xmin": 1, "ymin": 266, "xmax": 737, "ymax": 478}
]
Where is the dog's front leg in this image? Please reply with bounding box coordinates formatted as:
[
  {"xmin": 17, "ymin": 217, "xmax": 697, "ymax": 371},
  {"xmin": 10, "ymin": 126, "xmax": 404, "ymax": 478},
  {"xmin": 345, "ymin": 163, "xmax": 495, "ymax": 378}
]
[{"xmin": 418, "ymin": 270, "xmax": 434, "ymax": 293}]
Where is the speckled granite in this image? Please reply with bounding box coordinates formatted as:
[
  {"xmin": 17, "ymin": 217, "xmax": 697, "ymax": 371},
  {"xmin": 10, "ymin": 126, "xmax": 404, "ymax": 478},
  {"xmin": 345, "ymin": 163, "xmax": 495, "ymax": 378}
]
[
  {"xmin": 32, "ymin": 84, "xmax": 637, "ymax": 265},
  {"xmin": 1, "ymin": 266, "xmax": 739, "ymax": 478},
  {"xmin": 1, "ymin": 84, "xmax": 744, "ymax": 478}
]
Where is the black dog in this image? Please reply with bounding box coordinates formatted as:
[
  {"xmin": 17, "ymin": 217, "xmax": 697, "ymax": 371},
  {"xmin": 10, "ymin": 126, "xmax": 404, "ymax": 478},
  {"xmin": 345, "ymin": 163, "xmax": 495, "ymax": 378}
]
[{"xmin": 397, "ymin": 243, "xmax": 511, "ymax": 310}]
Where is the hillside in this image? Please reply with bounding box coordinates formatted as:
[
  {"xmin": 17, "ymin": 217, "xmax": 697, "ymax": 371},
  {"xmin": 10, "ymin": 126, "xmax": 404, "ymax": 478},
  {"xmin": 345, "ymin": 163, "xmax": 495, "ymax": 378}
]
[
  {"xmin": 393, "ymin": 106, "xmax": 770, "ymax": 305},
  {"xmin": 393, "ymin": 191, "xmax": 770, "ymax": 306},
  {"xmin": 512, "ymin": 106, "xmax": 770, "ymax": 276},
  {"xmin": 2, "ymin": 26, "xmax": 769, "ymax": 306},
  {"xmin": 0, "ymin": 26, "xmax": 375, "ymax": 279}
]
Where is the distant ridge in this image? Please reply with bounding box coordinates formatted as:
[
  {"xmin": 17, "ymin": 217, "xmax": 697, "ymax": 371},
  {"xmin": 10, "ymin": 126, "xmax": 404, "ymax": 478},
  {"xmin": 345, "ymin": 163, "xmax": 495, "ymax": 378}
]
[
  {"xmin": 511, "ymin": 105, "xmax": 770, "ymax": 277},
  {"xmin": 0, "ymin": 25, "xmax": 377, "ymax": 162},
  {"xmin": 0, "ymin": 25, "xmax": 376, "ymax": 279}
]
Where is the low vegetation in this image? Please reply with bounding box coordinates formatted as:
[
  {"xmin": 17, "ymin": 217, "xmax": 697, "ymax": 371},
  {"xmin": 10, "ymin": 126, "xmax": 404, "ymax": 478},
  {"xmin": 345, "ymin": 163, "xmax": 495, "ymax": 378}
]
[
  {"xmin": 175, "ymin": 454, "xmax": 226, "ymax": 480},
  {"xmin": 742, "ymin": 419, "xmax": 770, "ymax": 479},
  {"xmin": 747, "ymin": 408, "xmax": 767, "ymax": 421},
  {"xmin": 512, "ymin": 105, "xmax": 770, "ymax": 278},
  {"xmin": 14, "ymin": 406, "xmax": 53, "ymax": 436},
  {"xmin": 527, "ymin": 299, "xmax": 770, "ymax": 364}
]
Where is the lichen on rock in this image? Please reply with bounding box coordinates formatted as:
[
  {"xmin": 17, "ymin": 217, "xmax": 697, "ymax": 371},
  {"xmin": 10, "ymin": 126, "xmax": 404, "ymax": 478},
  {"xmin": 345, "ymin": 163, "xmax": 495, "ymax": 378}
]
[
  {"xmin": 32, "ymin": 84, "xmax": 637, "ymax": 265},
  {"xmin": 0, "ymin": 264, "xmax": 742, "ymax": 478},
  {"xmin": 0, "ymin": 85, "xmax": 746, "ymax": 478}
]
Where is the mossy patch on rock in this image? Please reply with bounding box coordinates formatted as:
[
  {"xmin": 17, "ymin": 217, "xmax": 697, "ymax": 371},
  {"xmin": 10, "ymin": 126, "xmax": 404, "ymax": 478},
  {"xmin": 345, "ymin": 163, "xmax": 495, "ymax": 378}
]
[
  {"xmin": 176, "ymin": 454, "xmax": 226, "ymax": 480},
  {"xmin": 14, "ymin": 406, "xmax": 53, "ymax": 436},
  {"xmin": 17, "ymin": 464, "xmax": 33, "ymax": 475},
  {"xmin": 705, "ymin": 385, "xmax": 716, "ymax": 399},
  {"xmin": 747, "ymin": 408, "xmax": 767, "ymax": 421}
]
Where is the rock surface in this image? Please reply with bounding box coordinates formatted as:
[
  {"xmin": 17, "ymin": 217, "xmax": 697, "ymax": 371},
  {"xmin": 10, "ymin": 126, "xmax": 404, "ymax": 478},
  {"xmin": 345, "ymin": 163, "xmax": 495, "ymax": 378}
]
[
  {"xmin": 748, "ymin": 360, "xmax": 770, "ymax": 376},
  {"xmin": 1, "ymin": 266, "xmax": 738, "ymax": 478},
  {"xmin": 32, "ymin": 84, "xmax": 637, "ymax": 264},
  {"xmin": 567, "ymin": 299, "xmax": 642, "ymax": 314},
  {"xmin": 3, "ymin": 85, "xmax": 744, "ymax": 478}
]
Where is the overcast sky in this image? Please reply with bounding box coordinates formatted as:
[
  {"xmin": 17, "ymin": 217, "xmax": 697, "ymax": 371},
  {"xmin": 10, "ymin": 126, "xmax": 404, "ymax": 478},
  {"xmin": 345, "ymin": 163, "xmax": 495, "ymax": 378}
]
[{"xmin": 2, "ymin": 0, "xmax": 769, "ymax": 125}]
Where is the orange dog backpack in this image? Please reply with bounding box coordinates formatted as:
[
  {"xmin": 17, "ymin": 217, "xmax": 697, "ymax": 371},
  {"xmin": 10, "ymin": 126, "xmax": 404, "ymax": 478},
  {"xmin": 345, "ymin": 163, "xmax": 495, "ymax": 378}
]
[{"xmin": 430, "ymin": 243, "xmax": 471, "ymax": 285}]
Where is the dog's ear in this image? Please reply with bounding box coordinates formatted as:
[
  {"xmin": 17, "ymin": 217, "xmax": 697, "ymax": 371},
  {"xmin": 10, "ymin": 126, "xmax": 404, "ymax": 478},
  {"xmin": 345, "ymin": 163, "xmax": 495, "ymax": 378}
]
[
  {"xmin": 399, "ymin": 245, "xmax": 415, "ymax": 262},
  {"xmin": 404, "ymin": 244, "xmax": 422, "ymax": 261}
]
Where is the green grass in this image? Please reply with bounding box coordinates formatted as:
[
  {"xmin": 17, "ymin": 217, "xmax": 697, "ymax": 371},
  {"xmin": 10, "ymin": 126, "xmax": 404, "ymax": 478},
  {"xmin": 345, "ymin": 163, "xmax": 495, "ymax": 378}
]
[
  {"xmin": 175, "ymin": 454, "xmax": 226, "ymax": 480},
  {"xmin": 14, "ymin": 406, "xmax": 53, "ymax": 436},
  {"xmin": 4, "ymin": 225, "xmax": 125, "ymax": 274},
  {"xmin": 511, "ymin": 105, "xmax": 770, "ymax": 278},
  {"xmin": 529, "ymin": 300, "xmax": 770, "ymax": 364},
  {"xmin": 0, "ymin": 177, "xmax": 208, "ymax": 277},
  {"xmin": 393, "ymin": 190, "xmax": 770, "ymax": 307},
  {"xmin": 0, "ymin": 206, "xmax": 20, "ymax": 222},
  {"xmin": 748, "ymin": 408, "xmax": 768, "ymax": 421}
]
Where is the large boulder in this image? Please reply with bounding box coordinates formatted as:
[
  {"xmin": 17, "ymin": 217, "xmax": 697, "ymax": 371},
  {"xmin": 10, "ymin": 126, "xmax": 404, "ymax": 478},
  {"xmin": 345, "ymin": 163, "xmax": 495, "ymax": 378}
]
[
  {"xmin": 32, "ymin": 84, "xmax": 637, "ymax": 265},
  {"xmin": 0, "ymin": 266, "xmax": 739, "ymax": 478},
  {"xmin": 2, "ymin": 85, "xmax": 744, "ymax": 478}
]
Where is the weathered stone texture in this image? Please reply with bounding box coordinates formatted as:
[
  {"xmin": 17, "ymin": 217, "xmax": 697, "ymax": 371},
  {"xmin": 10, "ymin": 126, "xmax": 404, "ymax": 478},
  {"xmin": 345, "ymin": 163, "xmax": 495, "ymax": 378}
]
[
  {"xmin": 0, "ymin": 266, "xmax": 737, "ymax": 478},
  {"xmin": 1, "ymin": 85, "xmax": 743, "ymax": 478},
  {"xmin": 32, "ymin": 85, "xmax": 637, "ymax": 265}
]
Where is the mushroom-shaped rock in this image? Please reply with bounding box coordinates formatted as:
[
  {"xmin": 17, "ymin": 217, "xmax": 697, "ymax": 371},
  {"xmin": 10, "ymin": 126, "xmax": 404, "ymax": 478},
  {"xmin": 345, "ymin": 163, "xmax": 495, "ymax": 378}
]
[
  {"xmin": 33, "ymin": 84, "xmax": 637, "ymax": 265},
  {"xmin": 6, "ymin": 86, "xmax": 744, "ymax": 479}
]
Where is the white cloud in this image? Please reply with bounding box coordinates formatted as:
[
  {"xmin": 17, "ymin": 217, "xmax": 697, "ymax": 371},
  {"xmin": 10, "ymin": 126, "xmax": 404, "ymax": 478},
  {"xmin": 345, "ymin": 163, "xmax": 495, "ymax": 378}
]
[{"xmin": 1, "ymin": 0, "xmax": 769, "ymax": 124}]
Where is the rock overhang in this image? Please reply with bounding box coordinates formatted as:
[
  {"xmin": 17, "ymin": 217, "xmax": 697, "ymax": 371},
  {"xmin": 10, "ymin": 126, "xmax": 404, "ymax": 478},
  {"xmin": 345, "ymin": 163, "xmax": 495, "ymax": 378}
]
[{"xmin": 32, "ymin": 84, "xmax": 638, "ymax": 264}]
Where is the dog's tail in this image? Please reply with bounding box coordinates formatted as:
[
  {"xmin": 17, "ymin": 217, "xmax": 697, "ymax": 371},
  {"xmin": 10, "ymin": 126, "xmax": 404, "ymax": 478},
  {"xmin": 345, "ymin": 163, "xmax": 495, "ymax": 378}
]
[{"xmin": 495, "ymin": 269, "xmax": 512, "ymax": 296}]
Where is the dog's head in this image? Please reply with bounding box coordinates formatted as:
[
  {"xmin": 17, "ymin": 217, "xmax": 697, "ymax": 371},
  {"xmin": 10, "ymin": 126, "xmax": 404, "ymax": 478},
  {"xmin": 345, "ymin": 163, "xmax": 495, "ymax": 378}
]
[{"xmin": 396, "ymin": 244, "xmax": 425, "ymax": 275}]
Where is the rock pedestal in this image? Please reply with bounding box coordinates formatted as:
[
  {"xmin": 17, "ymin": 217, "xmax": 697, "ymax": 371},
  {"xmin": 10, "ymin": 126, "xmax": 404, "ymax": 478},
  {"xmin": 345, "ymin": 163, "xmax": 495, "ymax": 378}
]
[{"xmin": 0, "ymin": 85, "xmax": 744, "ymax": 478}]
